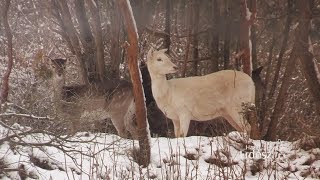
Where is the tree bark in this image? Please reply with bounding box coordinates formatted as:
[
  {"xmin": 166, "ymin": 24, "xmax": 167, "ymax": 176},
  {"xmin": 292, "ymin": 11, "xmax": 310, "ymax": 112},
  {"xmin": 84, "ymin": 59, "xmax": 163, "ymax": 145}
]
[
  {"xmin": 54, "ymin": 0, "xmax": 89, "ymax": 85},
  {"xmin": 74, "ymin": 0, "xmax": 96, "ymax": 81},
  {"xmin": 295, "ymin": 0, "xmax": 320, "ymax": 116},
  {"xmin": 163, "ymin": 0, "xmax": 171, "ymax": 52},
  {"xmin": 109, "ymin": 1, "xmax": 122, "ymax": 81},
  {"xmin": 191, "ymin": 0, "xmax": 200, "ymax": 76},
  {"xmin": 259, "ymin": 31, "xmax": 276, "ymax": 126},
  {"xmin": 249, "ymin": 0, "xmax": 257, "ymax": 70},
  {"xmin": 86, "ymin": 0, "xmax": 107, "ymax": 83},
  {"xmin": 223, "ymin": 0, "xmax": 230, "ymax": 70},
  {"xmin": 264, "ymin": 0, "xmax": 309, "ymax": 140},
  {"xmin": 131, "ymin": 0, "xmax": 157, "ymax": 35},
  {"xmin": 239, "ymin": 0, "xmax": 256, "ymax": 76},
  {"xmin": 182, "ymin": 3, "xmax": 193, "ymax": 77},
  {"xmin": 49, "ymin": 1, "xmax": 76, "ymax": 55},
  {"xmin": 269, "ymin": 0, "xmax": 292, "ymax": 99},
  {"xmin": 0, "ymin": 0, "xmax": 13, "ymax": 105},
  {"xmin": 264, "ymin": 45, "xmax": 298, "ymax": 141},
  {"xmin": 117, "ymin": 0, "xmax": 150, "ymax": 167},
  {"xmin": 211, "ymin": 0, "xmax": 220, "ymax": 72}
]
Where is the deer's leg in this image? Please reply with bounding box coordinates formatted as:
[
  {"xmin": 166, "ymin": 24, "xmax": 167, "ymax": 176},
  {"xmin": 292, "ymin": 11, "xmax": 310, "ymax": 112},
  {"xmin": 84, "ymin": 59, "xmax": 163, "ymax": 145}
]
[
  {"xmin": 70, "ymin": 120, "xmax": 78, "ymax": 135},
  {"xmin": 179, "ymin": 114, "xmax": 191, "ymax": 137},
  {"xmin": 224, "ymin": 108, "xmax": 251, "ymax": 134},
  {"xmin": 111, "ymin": 114, "xmax": 129, "ymax": 138},
  {"xmin": 172, "ymin": 119, "xmax": 181, "ymax": 138}
]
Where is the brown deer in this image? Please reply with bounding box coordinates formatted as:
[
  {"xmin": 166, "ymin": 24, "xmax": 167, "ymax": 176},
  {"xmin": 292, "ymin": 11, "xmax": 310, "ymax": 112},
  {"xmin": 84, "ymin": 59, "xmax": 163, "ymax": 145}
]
[
  {"xmin": 51, "ymin": 58, "xmax": 111, "ymax": 134},
  {"xmin": 50, "ymin": 58, "xmax": 163, "ymax": 137}
]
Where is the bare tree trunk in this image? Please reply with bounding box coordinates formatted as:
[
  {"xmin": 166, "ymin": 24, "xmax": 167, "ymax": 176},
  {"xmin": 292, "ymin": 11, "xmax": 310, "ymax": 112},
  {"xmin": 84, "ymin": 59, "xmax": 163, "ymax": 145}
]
[
  {"xmin": 295, "ymin": 0, "xmax": 320, "ymax": 116},
  {"xmin": 74, "ymin": 0, "xmax": 97, "ymax": 82},
  {"xmin": 163, "ymin": 0, "xmax": 171, "ymax": 52},
  {"xmin": 54, "ymin": 0, "xmax": 89, "ymax": 85},
  {"xmin": 192, "ymin": 40, "xmax": 199, "ymax": 76},
  {"xmin": 239, "ymin": 0, "xmax": 256, "ymax": 76},
  {"xmin": 249, "ymin": 0, "xmax": 257, "ymax": 70},
  {"xmin": 117, "ymin": 0, "xmax": 150, "ymax": 167},
  {"xmin": 300, "ymin": 40, "xmax": 320, "ymax": 116},
  {"xmin": 269, "ymin": 0, "xmax": 292, "ymax": 99},
  {"xmin": 50, "ymin": 0, "xmax": 109, "ymax": 85},
  {"xmin": 264, "ymin": 46, "xmax": 298, "ymax": 141},
  {"xmin": 223, "ymin": 0, "xmax": 230, "ymax": 70},
  {"xmin": 0, "ymin": 0, "xmax": 13, "ymax": 105},
  {"xmin": 211, "ymin": 0, "xmax": 220, "ymax": 72},
  {"xmin": 238, "ymin": 0, "xmax": 259, "ymax": 138},
  {"xmin": 264, "ymin": 0, "xmax": 310, "ymax": 140},
  {"xmin": 86, "ymin": 0, "xmax": 107, "ymax": 83},
  {"xmin": 182, "ymin": 34, "xmax": 191, "ymax": 77},
  {"xmin": 182, "ymin": 3, "xmax": 193, "ymax": 77},
  {"xmin": 260, "ymin": 31, "xmax": 276, "ymax": 126},
  {"xmin": 109, "ymin": 1, "xmax": 122, "ymax": 80},
  {"xmin": 131, "ymin": 0, "xmax": 157, "ymax": 35},
  {"xmin": 191, "ymin": 0, "xmax": 200, "ymax": 76},
  {"xmin": 49, "ymin": 2, "xmax": 76, "ymax": 55}
]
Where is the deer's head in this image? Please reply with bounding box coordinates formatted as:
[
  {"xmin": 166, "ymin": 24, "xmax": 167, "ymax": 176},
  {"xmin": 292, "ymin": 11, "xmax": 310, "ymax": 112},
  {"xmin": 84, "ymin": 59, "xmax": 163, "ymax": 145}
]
[{"xmin": 146, "ymin": 48, "xmax": 178, "ymax": 75}]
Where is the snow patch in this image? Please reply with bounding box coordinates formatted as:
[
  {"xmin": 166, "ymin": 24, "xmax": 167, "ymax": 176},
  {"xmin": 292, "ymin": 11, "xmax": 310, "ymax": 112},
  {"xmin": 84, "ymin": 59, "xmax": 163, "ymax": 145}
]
[{"xmin": 0, "ymin": 123, "xmax": 319, "ymax": 179}]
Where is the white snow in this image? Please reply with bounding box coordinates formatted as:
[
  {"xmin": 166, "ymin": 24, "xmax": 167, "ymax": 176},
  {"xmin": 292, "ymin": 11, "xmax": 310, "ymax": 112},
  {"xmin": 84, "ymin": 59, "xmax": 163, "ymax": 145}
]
[{"xmin": 0, "ymin": 124, "xmax": 319, "ymax": 180}]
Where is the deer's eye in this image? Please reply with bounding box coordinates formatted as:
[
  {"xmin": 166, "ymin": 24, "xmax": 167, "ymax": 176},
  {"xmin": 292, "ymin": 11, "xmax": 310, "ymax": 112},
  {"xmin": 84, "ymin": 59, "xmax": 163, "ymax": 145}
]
[{"xmin": 157, "ymin": 58, "xmax": 162, "ymax": 62}]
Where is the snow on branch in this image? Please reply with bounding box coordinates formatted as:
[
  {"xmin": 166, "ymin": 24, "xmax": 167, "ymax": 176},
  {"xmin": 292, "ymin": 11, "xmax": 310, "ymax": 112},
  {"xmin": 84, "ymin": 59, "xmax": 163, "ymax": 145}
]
[{"xmin": 0, "ymin": 113, "xmax": 53, "ymax": 121}]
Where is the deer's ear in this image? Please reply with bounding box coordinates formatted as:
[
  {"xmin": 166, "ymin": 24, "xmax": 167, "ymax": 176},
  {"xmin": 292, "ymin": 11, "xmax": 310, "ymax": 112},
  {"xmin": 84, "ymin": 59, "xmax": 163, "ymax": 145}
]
[
  {"xmin": 147, "ymin": 47, "xmax": 155, "ymax": 59},
  {"xmin": 158, "ymin": 49, "xmax": 168, "ymax": 53}
]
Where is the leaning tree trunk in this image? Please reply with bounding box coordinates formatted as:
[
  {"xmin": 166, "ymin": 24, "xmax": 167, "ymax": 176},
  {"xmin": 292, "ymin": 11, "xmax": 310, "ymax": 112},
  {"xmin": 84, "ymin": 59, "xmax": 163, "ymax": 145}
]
[
  {"xmin": 117, "ymin": 0, "xmax": 150, "ymax": 167},
  {"xmin": 0, "ymin": 0, "xmax": 13, "ymax": 105},
  {"xmin": 264, "ymin": 0, "xmax": 312, "ymax": 141},
  {"xmin": 295, "ymin": 0, "xmax": 320, "ymax": 116},
  {"xmin": 259, "ymin": 28, "xmax": 276, "ymax": 126},
  {"xmin": 269, "ymin": 0, "xmax": 292, "ymax": 99},
  {"xmin": 264, "ymin": 45, "xmax": 298, "ymax": 141}
]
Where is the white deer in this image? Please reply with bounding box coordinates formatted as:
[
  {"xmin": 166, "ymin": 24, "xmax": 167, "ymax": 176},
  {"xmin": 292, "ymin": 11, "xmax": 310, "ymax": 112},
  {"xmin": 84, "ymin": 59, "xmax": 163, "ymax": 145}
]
[{"xmin": 146, "ymin": 48, "xmax": 255, "ymax": 137}]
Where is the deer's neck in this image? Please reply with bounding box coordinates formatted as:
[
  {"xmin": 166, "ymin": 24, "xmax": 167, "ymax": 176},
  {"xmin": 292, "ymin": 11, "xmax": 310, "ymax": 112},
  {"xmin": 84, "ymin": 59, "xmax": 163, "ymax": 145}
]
[{"xmin": 149, "ymin": 73, "xmax": 170, "ymax": 102}]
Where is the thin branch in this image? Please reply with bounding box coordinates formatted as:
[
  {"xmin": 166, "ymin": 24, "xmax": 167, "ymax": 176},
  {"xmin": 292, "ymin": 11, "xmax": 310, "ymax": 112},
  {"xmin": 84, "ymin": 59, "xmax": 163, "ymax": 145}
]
[{"xmin": 0, "ymin": 113, "xmax": 53, "ymax": 121}]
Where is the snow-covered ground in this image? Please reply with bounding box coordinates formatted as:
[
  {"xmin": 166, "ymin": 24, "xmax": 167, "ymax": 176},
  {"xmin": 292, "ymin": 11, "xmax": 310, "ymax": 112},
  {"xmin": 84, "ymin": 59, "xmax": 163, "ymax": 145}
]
[{"xmin": 0, "ymin": 124, "xmax": 319, "ymax": 180}]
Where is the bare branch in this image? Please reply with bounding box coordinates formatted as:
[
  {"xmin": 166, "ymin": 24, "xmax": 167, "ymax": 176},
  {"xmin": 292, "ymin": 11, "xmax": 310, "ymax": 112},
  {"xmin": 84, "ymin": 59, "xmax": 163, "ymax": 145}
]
[{"xmin": 0, "ymin": 113, "xmax": 53, "ymax": 121}]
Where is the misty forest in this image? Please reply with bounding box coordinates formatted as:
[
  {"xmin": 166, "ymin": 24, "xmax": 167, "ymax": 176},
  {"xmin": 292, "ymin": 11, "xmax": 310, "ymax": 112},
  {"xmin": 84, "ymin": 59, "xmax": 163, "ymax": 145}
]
[{"xmin": 0, "ymin": 0, "xmax": 320, "ymax": 179}]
